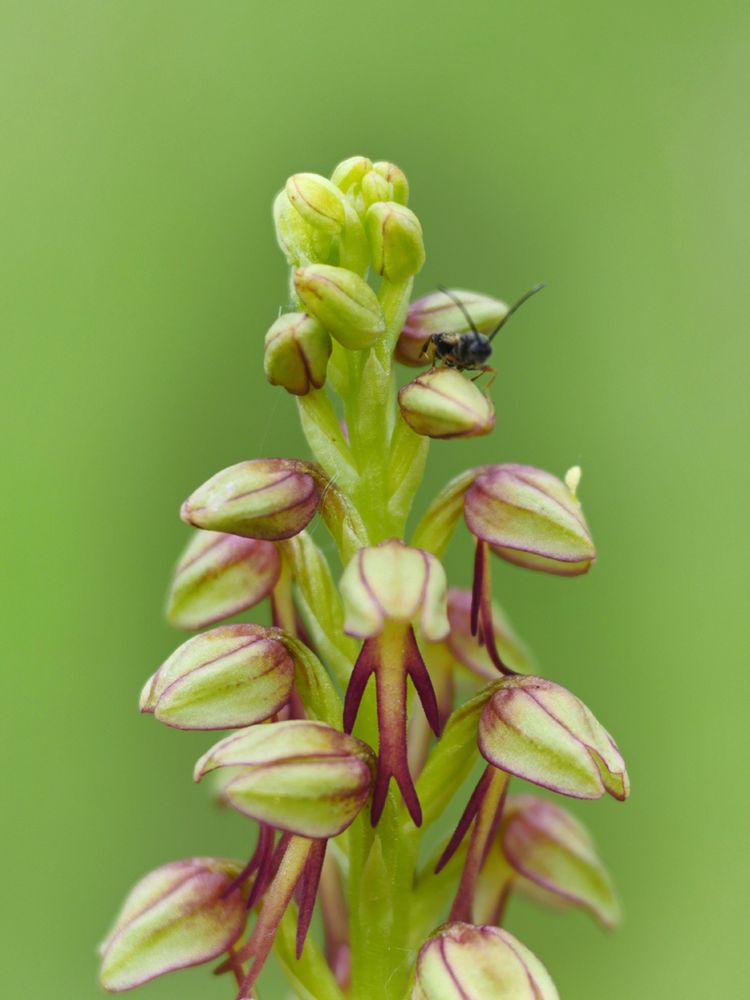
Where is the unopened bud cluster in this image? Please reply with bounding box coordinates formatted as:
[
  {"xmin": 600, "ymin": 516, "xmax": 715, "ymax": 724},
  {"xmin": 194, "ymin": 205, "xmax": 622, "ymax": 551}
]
[{"xmin": 101, "ymin": 156, "xmax": 628, "ymax": 1000}]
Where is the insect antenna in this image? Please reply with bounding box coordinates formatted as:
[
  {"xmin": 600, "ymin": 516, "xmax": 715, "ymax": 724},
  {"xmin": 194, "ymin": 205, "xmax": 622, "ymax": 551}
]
[
  {"xmin": 488, "ymin": 282, "xmax": 545, "ymax": 341},
  {"xmin": 437, "ymin": 286, "xmax": 480, "ymax": 336}
]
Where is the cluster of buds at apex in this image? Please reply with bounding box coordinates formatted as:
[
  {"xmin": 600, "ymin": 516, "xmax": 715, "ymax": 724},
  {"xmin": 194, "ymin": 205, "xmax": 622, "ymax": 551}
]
[
  {"xmin": 465, "ymin": 463, "xmax": 595, "ymax": 673},
  {"xmin": 412, "ymin": 923, "xmax": 559, "ymax": 1000},
  {"xmin": 396, "ymin": 288, "xmax": 508, "ymax": 366},
  {"xmin": 478, "ymin": 675, "xmax": 629, "ymax": 800},
  {"xmin": 264, "ymin": 311, "xmax": 332, "ymax": 396},
  {"xmin": 294, "ymin": 264, "xmax": 386, "ymax": 350},
  {"xmin": 364, "ymin": 201, "xmax": 425, "ymax": 282},
  {"xmin": 340, "ymin": 539, "xmax": 449, "ymax": 825},
  {"xmin": 195, "ymin": 721, "xmax": 374, "ymax": 994},
  {"xmin": 285, "ymin": 173, "xmax": 346, "ymax": 235},
  {"xmin": 181, "ymin": 458, "xmax": 320, "ymax": 541},
  {"xmin": 445, "ymin": 588, "xmax": 535, "ymax": 680},
  {"xmin": 500, "ymin": 794, "xmax": 620, "ymax": 928},
  {"xmin": 99, "ymin": 858, "xmax": 247, "ymax": 993},
  {"xmin": 331, "ymin": 156, "xmax": 409, "ymax": 215},
  {"xmin": 398, "ymin": 367, "xmax": 496, "ymax": 439},
  {"xmin": 140, "ymin": 624, "xmax": 294, "ymax": 730},
  {"xmin": 166, "ymin": 530, "xmax": 280, "ymax": 630}
]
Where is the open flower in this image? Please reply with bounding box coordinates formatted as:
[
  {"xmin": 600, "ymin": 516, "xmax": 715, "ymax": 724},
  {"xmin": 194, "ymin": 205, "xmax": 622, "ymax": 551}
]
[
  {"xmin": 340, "ymin": 538, "xmax": 449, "ymax": 825},
  {"xmin": 445, "ymin": 587, "xmax": 535, "ymax": 680},
  {"xmin": 463, "ymin": 463, "xmax": 595, "ymax": 673},
  {"xmin": 413, "ymin": 923, "xmax": 559, "ymax": 1000},
  {"xmin": 165, "ymin": 530, "xmax": 280, "ymax": 630},
  {"xmin": 500, "ymin": 794, "xmax": 620, "ymax": 928},
  {"xmin": 436, "ymin": 675, "xmax": 627, "ymax": 922},
  {"xmin": 181, "ymin": 458, "xmax": 321, "ymax": 541},
  {"xmin": 396, "ymin": 288, "xmax": 508, "ymax": 367},
  {"xmin": 99, "ymin": 858, "xmax": 247, "ymax": 992},
  {"xmin": 479, "ymin": 676, "xmax": 629, "ymax": 801},
  {"xmin": 139, "ymin": 624, "xmax": 295, "ymax": 730},
  {"xmin": 195, "ymin": 721, "xmax": 374, "ymax": 995}
]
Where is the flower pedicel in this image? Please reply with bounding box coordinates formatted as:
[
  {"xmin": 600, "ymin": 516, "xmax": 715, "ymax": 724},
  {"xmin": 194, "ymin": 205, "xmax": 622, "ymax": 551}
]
[{"xmin": 101, "ymin": 156, "xmax": 628, "ymax": 999}]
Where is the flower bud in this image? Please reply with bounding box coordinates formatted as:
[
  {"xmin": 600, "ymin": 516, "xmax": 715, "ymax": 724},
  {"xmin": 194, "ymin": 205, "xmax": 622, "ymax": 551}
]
[
  {"xmin": 181, "ymin": 458, "xmax": 320, "ymax": 540},
  {"xmin": 195, "ymin": 720, "xmax": 374, "ymax": 839},
  {"xmin": 166, "ymin": 531, "xmax": 280, "ymax": 630},
  {"xmin": 365, "ymin": 201, "xmax": 425, "ymax": 282},
  {"xmin": 294, "ymin": 265, "xmax": 386, "ymax": 350},
  {"xmin": 99, "ymin": 857, "xmax": 246, "ymax": 992},
  {"xmin": 273, "ymin": 189, "xmax": 333, "ymax": 267},
  {"xmin": 446, "ymin": 588, "xmax": 535, "ymax": 679},
  {"xmin": 479, "ymin": 676, "xmax": 629, "ymax": 801},
  {"xmin": 340, "ymin": 538, "xmax": 449, "ymax": 641},
  {"xmin": 286, "ymin": 172, "xmax": 346, "ymax": 234},
  {"xmin": 398, "ymin": 368, "xmax": 496, "ymax": 439},
  {"xmin": 503, "ymin": 795, "xmax": 620, "ymax": 927},
  {"xmin": 413, "ymin": 923, "xmax": 559, "ymax": 1000},
  {"xmin": 464, "ymin": 464, "xmax": 595, "ymax": 575},
  {"xmin": 140, "ymin": 624, "xmax": 294, "ymax": 730},
  {"xmin": 372, "ymin": 160, "xmax": 409, "ymax": 205},
  {"xmin": 331, "ymin": 155, "xmax": 373, "ymax": 193},
  {"xmin": 361, "ymin": 168, "xmax": 392, "ymax": 207},
  {"xmin": 396, "ymin": 288, "xmax": 508, "ymax": 366},
  {"xmin": 264, "ymin": 312, "xmax": 332, "ymax": 396}
]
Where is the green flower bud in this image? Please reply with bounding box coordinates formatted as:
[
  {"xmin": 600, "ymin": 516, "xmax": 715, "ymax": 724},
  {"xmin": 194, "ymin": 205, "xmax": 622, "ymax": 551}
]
[
  {"xmin": 413, "ymin": 923, "xmax": 559, "ymax": 1000},
  {"xmin": 286, "ymin": 172, "xmax": 346, "ymax": 235},
  {"xmin": 502, "ymin": 794, "xmax": 620, "ymax": 928},
  {"xmin": 398, "ymin": 368, "xmax": 496, "ymax": 439},
  {"xmin": 365, "ymin": 201, "xmax": 425, "ymax": 282},
  {"xmin": 99, "ymin": 857, "xmax": 246, "ymax": 992},
  {"xmin": 464, "ymin": 464, "xmax": 595, "ymax": 575},
  {"xmin": 373, "ymin": 160, "xmax": 409, "ymax": 205},
  {"xmin": 181, "ymin": 458, "xmax": 320, "ymax": 541},
  {"xmin": 331, "ymin": 155, "xmax": 373, "ymax": 193},
  {"xmin": 361, "ymin": 168, "xmax": 392, "ymax": 208},
  {"xmin": 396, "ymin": 288, "xmax": 508, "ymax": 366},
  {"xmin": 445, "ymin": 587, "xmax": 535, "ymax": 679},
  {"xmin": 166, "ymin": 530, "xmax": 280, "ymax": 630},
  {"xmin": 294, "ymin": 264, "xmax": 386, "ymax": 350},
  {"xmin": 140, "ymin": 624, "xmax": 294, "ymax": 730},
  {"xmin": 340, "ymin": 538, "xmax": 449, "ymax": 641},
  {"xmin": 195, "ymin": 720, "xmax": 374, "ymax": 839},
  {"xmin": 264, "ymin": 312, "xmax": 332, "ymax": 396},
  {"xmin": 479, "ymin": 676, "xmax": 629, "ymax": 801},
  {"xmin": 273, "ymin": 189, "xmax": 333, "ymax": 267}
]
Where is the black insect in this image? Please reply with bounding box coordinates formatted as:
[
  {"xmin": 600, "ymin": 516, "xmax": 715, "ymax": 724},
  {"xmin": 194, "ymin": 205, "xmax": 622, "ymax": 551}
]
[{"xmin": 422, "ymin": 283, "xmax": 545, "ymax": 387}]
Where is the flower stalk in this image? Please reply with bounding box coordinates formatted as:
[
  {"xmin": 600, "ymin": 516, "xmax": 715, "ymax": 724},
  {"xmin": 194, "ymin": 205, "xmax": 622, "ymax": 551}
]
[{"xmin": 100, "ymin": 155, "xmax": 629, "ymax": 1000}]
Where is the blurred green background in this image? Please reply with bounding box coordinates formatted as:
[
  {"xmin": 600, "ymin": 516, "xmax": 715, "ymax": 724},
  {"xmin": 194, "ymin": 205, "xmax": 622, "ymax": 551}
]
[{"xmin": 2, "ymin": 1, "xmax": 748, "ymax": 996}]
